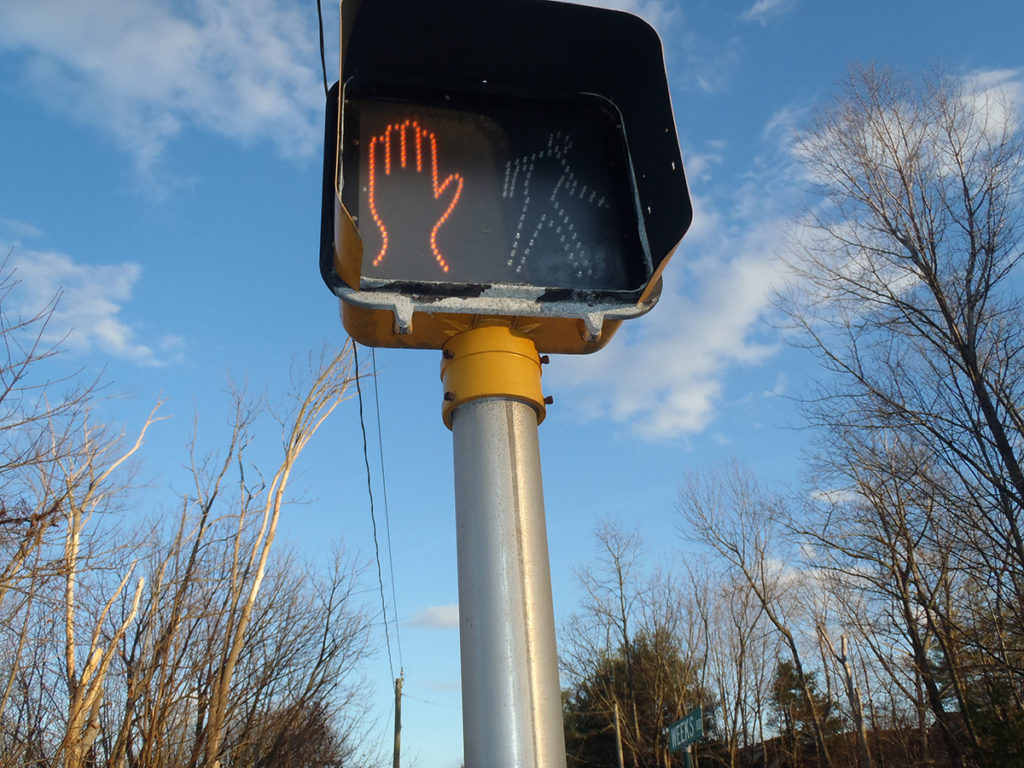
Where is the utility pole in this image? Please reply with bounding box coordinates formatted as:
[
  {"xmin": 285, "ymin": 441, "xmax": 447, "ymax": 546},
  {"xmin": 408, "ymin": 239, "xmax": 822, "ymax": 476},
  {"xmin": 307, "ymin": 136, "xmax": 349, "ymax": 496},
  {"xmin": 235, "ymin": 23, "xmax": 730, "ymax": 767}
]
[
  {"xmin": 614, "ymin": 700, "xmax": 625, "ymax": 768},
  {"xmin": 393, "ymin": 676, "xmax": 403, "ymax": 768}
]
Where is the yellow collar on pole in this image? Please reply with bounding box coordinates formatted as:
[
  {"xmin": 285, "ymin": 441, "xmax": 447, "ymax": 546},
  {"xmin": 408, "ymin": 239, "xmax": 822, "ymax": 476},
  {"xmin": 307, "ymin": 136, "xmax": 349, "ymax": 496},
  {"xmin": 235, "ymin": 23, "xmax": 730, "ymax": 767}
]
[{"xmin": 440, "ymin": 325, "xmax": 548, "ymax": 429}]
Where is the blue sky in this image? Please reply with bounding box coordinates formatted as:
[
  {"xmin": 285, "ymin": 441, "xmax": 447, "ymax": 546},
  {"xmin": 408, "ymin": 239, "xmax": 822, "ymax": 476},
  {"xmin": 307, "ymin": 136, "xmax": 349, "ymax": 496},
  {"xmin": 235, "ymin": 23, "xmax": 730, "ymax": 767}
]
[{"xmin": 2, "ymin": 0, "xmax": 1023, "ymax": 766}]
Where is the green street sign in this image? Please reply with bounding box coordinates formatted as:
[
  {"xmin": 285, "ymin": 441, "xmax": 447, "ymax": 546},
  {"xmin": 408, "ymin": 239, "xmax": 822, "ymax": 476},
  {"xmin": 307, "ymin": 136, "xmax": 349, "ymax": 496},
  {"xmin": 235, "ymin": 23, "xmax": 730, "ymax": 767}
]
[{"xmin": 668, "ymin": 707, "xmax": 703, "ymax": 752}]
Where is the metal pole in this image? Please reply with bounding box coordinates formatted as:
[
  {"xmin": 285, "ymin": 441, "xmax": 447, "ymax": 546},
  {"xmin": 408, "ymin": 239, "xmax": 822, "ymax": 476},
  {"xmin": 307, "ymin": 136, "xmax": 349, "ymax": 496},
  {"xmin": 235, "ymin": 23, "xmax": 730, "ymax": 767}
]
[
  {"xmin": 614, "ymin": 700, "xmax": 625, "ymax": 768},
  {"xmin": 452, "ymin": 395, "xmax": 566, "ymax": 768}
]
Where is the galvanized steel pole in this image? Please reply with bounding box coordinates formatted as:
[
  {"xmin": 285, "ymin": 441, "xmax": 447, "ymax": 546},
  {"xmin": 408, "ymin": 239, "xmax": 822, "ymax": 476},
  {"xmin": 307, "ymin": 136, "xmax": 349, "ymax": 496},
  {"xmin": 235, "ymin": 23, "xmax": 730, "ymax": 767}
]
[
  {"xmin": 452, "ymin": 398, "xmax": 565, "ymax": 768},
  {"xmin": 443, "ymin": 326, "xmax": 566, "ymax": 768}
]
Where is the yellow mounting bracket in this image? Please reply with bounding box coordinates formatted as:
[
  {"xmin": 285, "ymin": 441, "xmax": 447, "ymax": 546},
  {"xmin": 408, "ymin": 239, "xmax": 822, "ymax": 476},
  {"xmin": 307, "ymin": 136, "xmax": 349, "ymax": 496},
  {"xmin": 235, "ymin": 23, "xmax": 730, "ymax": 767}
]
[{"xmin": 440, "ymin": 325, "xmax": 548, "ymax": 430}]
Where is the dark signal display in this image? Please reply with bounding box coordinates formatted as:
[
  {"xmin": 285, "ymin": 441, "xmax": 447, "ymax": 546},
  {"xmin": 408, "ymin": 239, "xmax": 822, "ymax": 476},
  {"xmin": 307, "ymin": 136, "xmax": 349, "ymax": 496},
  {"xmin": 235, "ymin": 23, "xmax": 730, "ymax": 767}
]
[{"xmin": 342, "ymin": 87, "xmax": 648, "ymax": 293}]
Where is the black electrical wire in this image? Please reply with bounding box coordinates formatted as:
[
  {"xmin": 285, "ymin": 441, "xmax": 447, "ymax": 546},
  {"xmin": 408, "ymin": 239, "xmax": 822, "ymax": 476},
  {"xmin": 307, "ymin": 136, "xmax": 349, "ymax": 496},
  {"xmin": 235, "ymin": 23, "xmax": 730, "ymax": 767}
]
[
  {"xmin": 316, "ymin": 0, "xmax": 329, "ymax": 97},
  {"xmin": 353, "ymin": 340, "xmax": 396, "ymax": 681},
  {"xmin": 317, "ymin": 0, "xmax": 404, "ymax": 680},
  {"xmin": 372, "ymin": 346, "xmax": 404, "ymax": 671}
]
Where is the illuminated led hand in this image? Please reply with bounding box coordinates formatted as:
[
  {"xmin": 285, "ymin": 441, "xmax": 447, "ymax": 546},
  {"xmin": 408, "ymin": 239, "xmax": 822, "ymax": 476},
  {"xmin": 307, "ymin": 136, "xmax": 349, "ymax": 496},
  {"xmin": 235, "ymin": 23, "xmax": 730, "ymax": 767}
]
[{"xmin": 367, "ymin": 119, "xmax": 464, "ymax": 273}]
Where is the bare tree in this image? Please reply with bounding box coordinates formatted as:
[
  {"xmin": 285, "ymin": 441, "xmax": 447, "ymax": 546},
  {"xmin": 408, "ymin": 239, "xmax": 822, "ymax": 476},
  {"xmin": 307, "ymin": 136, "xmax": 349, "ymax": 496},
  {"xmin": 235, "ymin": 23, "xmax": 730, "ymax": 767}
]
[
  {"xmin": 581, "ymin": 521, "xmax": 646, "ymax": 765},
  {"xmin": 561, "ymin": 522, "xmax": 704, "ymax": 768},
  {"xmin": 199, "ymin": 349, "xmax": 355, "ymax": 766},
  {"xmin": 818, "ymin": 631, "xmax": 872, "ymax": 768},
  {"xmin": 782, "ymin": 64, "xmax": 1024, "ymax": 766},
  {"xmin": 0, "ymin": 252, "xmax": 100, "ymax": 588},
  {"xmin": 0, "ymin": 254, "xmax": 145, "ymax": 768},
  {"xmin": 797, "ymin": 431, "xmax": 978, "ymax": 766},
  {"xmin": 678, "ymin": 461, "xmax": 836, "ymax": 768},
  {"xmin": 686, "ymin": 562, "xmax": 779, "ymax": 768},
  {"xmin": 56, "ymin": 411, "xmax": 159, "ymax": 768},
  {"xmin": 0, "ymin": 255, "xmax": 372, "ymax": 767},
  {"xmin": 109, "ymin": 346, "xmax": 363, "ymax": 768}
]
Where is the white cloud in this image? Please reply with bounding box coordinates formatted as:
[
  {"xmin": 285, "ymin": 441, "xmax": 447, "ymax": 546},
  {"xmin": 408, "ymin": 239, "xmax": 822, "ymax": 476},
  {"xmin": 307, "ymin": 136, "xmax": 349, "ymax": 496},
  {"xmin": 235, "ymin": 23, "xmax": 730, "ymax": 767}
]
[
  {"xmin": 965, "ymin": 67, "xmax": 1024, "ymax": 100},
  {"xmin": 550, "ymin": 211, "xmax": 787, "ymax": 440},
  {"xmin": 762, "ymin": 104, "xmax": 807, "ymax": 147},
  {"xmin": 959, "ymin": 68, "xmax": 1024, "ymax": 138},
  {"xmin": 761, "ymin": 371, "xmax": 790, "ymax": 400},
  {"xmin": 0, "ymin": 219, "xmax": 43, "ymax": 241},
  {"xmin": 740, "ymin": 0, "xmax": 798, "ymax": 25},
  {"xmin": 7, "ymin": 246, "xmax": 173, "ymax": 366},
  {"xmin": 689, "ymin": 37, "xmax": 742, "ymax": 95},
  {"xmin": 406, "ymin": 604, "xmax": 459, "ymax": 629},
  {"xmin": 683, "ymin": 141, "xmax": 727, "ymax": 183},
  {"xmin": 0, "ymin": 0, "xmax": 327, "ymax": 175},
  {"xmin": 809, "ymin": 487, "xmax": 864, "ymax": 506}
]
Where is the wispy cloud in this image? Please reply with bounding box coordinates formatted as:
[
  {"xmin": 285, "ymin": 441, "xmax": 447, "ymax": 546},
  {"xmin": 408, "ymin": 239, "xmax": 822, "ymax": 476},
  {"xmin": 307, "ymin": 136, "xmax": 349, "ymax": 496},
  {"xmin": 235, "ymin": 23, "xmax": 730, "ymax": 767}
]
[
  {"xmin": 740, "ymin": 0, "xmax": 798, "ymax": 25},
  {"xmin": 964, "ymin": 67, "xmax": 1024, "ymax": 97},
  {"xmin": 550, "ymin": 220, "xmax": 785, "ymax": 440},
  {"xmin": 683, "ymin": 141, "xmax": 727, "ymax": 184},
  {"xmin": 809, "ymin": 487, "xmax": 864, "ymax": 506},
  {"xmin": 690, "ymin": 37, "xmax": 743, "ymax": 95},
  {"xmin": 0, "ymin": 0, "xmax": 328, "ymax": 177},
  {"xmin": 0, "ymin": 219, "xmax": 43, "ymax": 241},
  {"xmin": 960, "ymin": 68, "xmax": 1024, "ymax": 135},
  {"xmin": 6, "ymin": 245, "xmax": 178, "ymax": 366},
  {"xmin": 406, "ymin": 605, "xmax": 459, "ymax": 629}
]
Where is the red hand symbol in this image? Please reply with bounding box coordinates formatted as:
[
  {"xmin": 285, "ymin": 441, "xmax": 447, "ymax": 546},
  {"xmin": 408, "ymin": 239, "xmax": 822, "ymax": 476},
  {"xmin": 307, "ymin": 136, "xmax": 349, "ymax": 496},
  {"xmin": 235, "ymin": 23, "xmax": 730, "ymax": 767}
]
[{"xmin": 367, "ymin": 119, "xmax": 464, "ymax": 273}]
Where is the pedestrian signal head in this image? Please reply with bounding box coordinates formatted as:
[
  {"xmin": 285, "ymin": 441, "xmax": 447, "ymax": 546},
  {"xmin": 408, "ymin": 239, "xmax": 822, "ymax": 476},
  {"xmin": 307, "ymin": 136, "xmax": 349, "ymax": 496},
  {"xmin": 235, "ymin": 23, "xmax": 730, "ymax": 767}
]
[{"xmin": 320, "ymin": 0, "xmax": 693, "ymax": 352}]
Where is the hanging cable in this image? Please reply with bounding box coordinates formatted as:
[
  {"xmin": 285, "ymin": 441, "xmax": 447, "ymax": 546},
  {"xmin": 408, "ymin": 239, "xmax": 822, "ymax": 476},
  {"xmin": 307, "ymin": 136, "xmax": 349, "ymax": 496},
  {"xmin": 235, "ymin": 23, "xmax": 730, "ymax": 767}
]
[
  {"xmin": 353, "ymin": 340, "xmax": 396, "ymax": 681},
  {"xmin": 317, "ymin": 0, "xmax": 404, "ymax": 688},
  {"xmin": 372, "ymin": 346, "xmax": 404, "ymax": 672},
  {"xmin": 316, "ymin": 0, "xmax": 329, "ymax": 98},
  {"xmin": 402, "ymin": 691, "xmax": 460, "ymax": 708}
]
